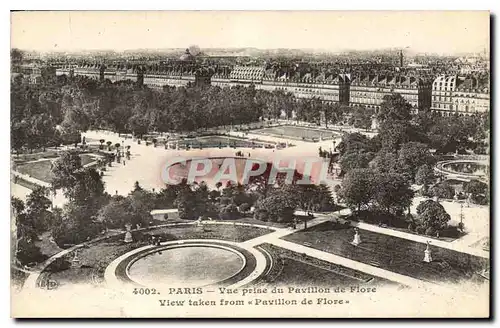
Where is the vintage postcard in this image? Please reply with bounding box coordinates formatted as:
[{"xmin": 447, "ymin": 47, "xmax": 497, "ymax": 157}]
[{"xmin": 10, "ymin": 11, "xmax": 490, "ymax": 318}]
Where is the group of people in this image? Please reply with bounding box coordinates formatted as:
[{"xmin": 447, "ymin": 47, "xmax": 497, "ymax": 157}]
[
  {"xmin": 150, "ymin": 236, "xmax": 162, "ymax": 246},
  {"xmin": 235, "ymin": 151, "xmax": 251, "ymax": 157}
]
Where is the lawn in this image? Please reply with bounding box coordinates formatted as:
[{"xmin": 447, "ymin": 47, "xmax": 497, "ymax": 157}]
[
  {"xmin": 80, "ymin": 154, "xmax": 98, "ymax": 166},
  {"xmin": 14, "ymin": 153, "xmax": 101, "ymax": 185},
  {"xmin": 12, "ymin": 150, "xmax": 61, "ymax": 163},
  {"xmin": 282, "ymin": 221, "xmax": 488, "ymax": 284},
  {"xmin": 257, "ymin": 243, "xmax": 399, "ymax": 288},
  {"xmin": 232, "ymin": 215, "xmax": 315, "ymax": 229},
  {"xmin": 139, "ymin": 224, "xmax": 273, "ymax": 243},
  {"xmin": 252, "ymin": 125, "xmax": 339, "ymax": 141},
  {"xmin": 178, "ymin": 135, "xmax": 273, "ymax": 149},
  {"xmin": 16, "ymin": 160, "xmax": 54, "ymax": 184},
  {"xmin": 13, "ymin": 177, "xmax": 40, "ymax": 190}
]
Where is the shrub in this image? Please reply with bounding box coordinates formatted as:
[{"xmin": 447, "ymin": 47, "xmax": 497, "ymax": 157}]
[
  {"xmin": 254, "ymin": 209, "xmax": 269, "ymax": 222},
  {"xmin": 425, "ymin": 226, "xmax": 436, "ymax": 236},
  {"xmin": 239, "ymin": 203, "xmax": 250, "ymax": 213},
  {"xmin": 218, "ymin": 204, "xmax": 240, "ymax": 220},
  {"xmin": 415, "ymin": 226, "xmax": 426, "ymax": 234},
  {"xmin": 47, "ymin": 257, "xmax": 71, "ymax": 273},
  {"xmin": 430, "ymin": 182, "xmax": 455, "ymax": 200}
]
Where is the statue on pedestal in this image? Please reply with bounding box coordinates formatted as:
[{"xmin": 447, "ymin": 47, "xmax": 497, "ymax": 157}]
[
  {"xmin": 423, "ymin": 241, "xmax": 433, "ymax": 263},
  {"xmin": 124, "ymin": 223, "xmax": 133, "ymax": 243},
  {"xmin": 351, "ymin": 227, "xmax": 361, "ymax": 246},
  {"xmin": 71, "ymin": 249, "xmax": 81, "ymax": 268},
  {"xmin": 197, "ymin": 217, "xmax": 207, "ymax": 232}
]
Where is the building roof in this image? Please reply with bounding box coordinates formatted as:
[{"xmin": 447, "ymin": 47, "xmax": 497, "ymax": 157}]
[{"xmin": 229, "ymin": 66, "xmax": 265, "ymax": 81}]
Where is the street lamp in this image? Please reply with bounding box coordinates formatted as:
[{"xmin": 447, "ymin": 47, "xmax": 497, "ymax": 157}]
[
  {"xmin": 458, "ymin": 202, "xmax": 465, "ymax": 232},
  {"xmin": 460, "ymin": 202, "xmax": 464, "ymax": 225}
]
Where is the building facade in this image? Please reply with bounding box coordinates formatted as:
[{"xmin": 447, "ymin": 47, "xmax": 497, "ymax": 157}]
[
  {"xmin": 55, "ymin": 60, "xmax": 491, "ymax": 116},
  {"xmin": 212, "ymin": 65, "xmax": 431, "ymax": 110},
  {"xmin": 431, "ymin": 75, "xmax": 490, "ymax": 115},
  {"xmin": 349, "ymin": 74, "xmax": 432, "ymax": 111}
]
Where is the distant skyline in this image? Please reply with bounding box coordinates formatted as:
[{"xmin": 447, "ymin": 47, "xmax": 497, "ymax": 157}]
[{"xmin": 11, "ymin": 11, "xmax": 490, "ymax": 55}]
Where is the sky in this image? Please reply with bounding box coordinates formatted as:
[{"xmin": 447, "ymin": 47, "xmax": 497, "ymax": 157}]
[{"xmin": 11, "ymin": 11, "xmax": 490, "ymax": 55}]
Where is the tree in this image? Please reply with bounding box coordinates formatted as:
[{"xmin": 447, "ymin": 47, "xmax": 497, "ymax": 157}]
[
  {"xmin": 61, "ymin": 106, "xmax": 90, "ymax": 132},
  {"xmin": 430, "ymin": 182, "xmax": 455, "ymax": 200},
  {"xmin": 415, "ymin": 199, "xmax": 451, "ymax": 235},
  {"xmin": 463, "ymin": 180, "xmax": 488, "ymax": 196},
  {"xmin": 11, "ymin": 196, "xmax": 47, "ymax": 265},
  {"xmin": 311, "ymin": 184, "xmax": 335, "ymax": 212},
  {"xmin": 127, "ymin": 114, "xmax": 149, "ymax": 138},
  {"xmin": 174, "ymin": 185, "xmax": 203, "ymax": 220},
  {"xmin": 128, "ymin": 188, "xmax": 155, "ymax": 226},
  {"xmin": 69, "ymin": 168, "xmax": 105, "ymax": 206},
  {"xmin": 397, "ymin": 142, "xmax": 435, "ymax": 181},
  {"xmin": 51, "ymin": 151, "xmax": 83, "ymax": 193},
  {"xmin": 58, "ymin": 127, "xmax": 81, "ymax": 147},
  {"xmin": 336, "ymin": 132, "xmax": 373, "ymax": 157},
  {"xmin": 285, "ymin": 184, "xmax": 335, "ymax": 213},
  {"xmin": 25, "ymin": 186, "xmax": 52, "ymax": 233},
  {"xmin": 372, "ymin": 172, "xmax": 414, "ymax": 216},
  {"xmin": 340, "ymin": 169, "xmax": 375, "ymax": 212},
  {"xmin": 378, "ymin": 93, "xmax": 413, "ymax": 123},
  {"xmin": 239, "ymin": 203, "xmax": 251, "ymax": 213},
  {"xmin": 340, "ymin": 151, "xmax": 374, "ymax": 174},
  {"xmin": 51, "ymin": 203, "xmax": 101, "ymax": 247},
  {"xmin": 463, "ymin": 180, "xmax": 489, "ymax": 205},
  {"xmin": 156, "ymin": 182, "xmax": 189, "ymax": 208},
  {"xmin": 370, "ymin": 149, "xmax": 399, "ymax": 173},
  {"xmin": 97, "ymin": 197, "xmax": 134, "ymax": 229},
  {"xmin": 28, "ymin": 113, "xmax": 57, "ymax": 151},
  {"xmin": 254, "ymin": 192, "xmax": 296, "ymax": 223},
  {"xmin": 219, "ymin": 203, "xmax": 240, "ymax": 220},
  {"xmin": 378, "ymin": 120, "xmax": 412, "ymax": 151},
  {"xmin": 428, "ymin": 115, "xmax": 477, "ymax": 154},
  {"xmin": 415, "ymin": 164, "xmax": 436, "ymax": 187},
  {"xmin": 221, "ymin": 183, "xmax": 252, "ymax": 206},
  {"xmin": 349, "ymin": 106, "xmax": 374, "ymax": 130}
]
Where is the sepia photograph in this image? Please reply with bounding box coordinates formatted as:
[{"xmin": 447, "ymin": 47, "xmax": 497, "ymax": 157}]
[{"xmin": 9, "ymin": 10, "xmax": 490, "ymax": 318}]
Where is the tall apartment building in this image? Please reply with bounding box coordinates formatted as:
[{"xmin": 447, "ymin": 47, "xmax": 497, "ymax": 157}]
[
  {"xmin": 349, "ymin": 74, "xmax": 432, "ymax": 111},
  {"xmin": 212, "ymin": 65, "xmax": 351, "ymax": 105},
  {"xmin": 431, "ymin": 75, "xmax": 490, "ymax": 115},
  {"xmin": 212, "ymin": 65, "xmax": 431, "ymax": 110}
]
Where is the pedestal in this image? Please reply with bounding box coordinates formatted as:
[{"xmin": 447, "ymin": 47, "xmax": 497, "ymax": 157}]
[
  {"xmin": 71, "ymin": 251, "xmax": 81, "ymax": 268},
  {"xmin": 124, "ymin": 231, "xmax": 133, "ymax": 243},
  {"xmin": 124, "ymin": 223, "xmax": 133, "ymax": 243},
  {"xmin": 351, "ymin": 230, "xmax": 361, "ymax": 246},
  {"xmin": 71, "ymin": 258, "xmax": 80, "ymax": 268}
]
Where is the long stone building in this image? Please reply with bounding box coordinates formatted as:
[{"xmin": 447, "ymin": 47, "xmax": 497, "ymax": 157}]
[
  {"xmin": 431, "ymin": 75, "xmax": 490, "ymax": 115},
  {"xmin": 52, "ymin": 54, "xmax": 488, "ymax": 115}
]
